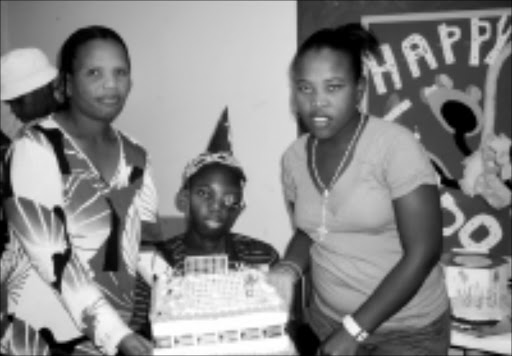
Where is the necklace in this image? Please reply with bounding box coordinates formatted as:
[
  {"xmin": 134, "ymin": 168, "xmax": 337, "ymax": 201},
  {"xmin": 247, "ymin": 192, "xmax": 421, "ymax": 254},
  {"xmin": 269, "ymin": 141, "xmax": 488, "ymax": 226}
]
[
  {"xmin": 311, "ymin": 114, "xmax": 366, "ymax": 239},
  {"xmin": 312, "ymin": 114, "xmax": 366, "ymax": 194}
]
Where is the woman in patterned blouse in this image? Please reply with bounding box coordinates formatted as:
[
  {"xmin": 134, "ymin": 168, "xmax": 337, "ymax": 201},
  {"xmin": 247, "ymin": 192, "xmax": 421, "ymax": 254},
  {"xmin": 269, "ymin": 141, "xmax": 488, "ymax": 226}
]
[{"xmin": 1, "ymin": 25, "xmax": 161, "ymax": 355}]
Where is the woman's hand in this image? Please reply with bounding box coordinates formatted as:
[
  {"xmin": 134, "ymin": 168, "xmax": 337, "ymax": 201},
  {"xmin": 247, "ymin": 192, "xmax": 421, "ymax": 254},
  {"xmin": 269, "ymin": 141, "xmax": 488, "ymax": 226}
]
[
  {"xmin": 317, "ymin": 327, "xmax": 358, "ymax": 356},
  {"xmin": 267, "ymin": 263, "xmax": 299, "ymax": 309},
  {"xmin": 118, "ymin": 332, "xmax": 153, "ymax": 355}
]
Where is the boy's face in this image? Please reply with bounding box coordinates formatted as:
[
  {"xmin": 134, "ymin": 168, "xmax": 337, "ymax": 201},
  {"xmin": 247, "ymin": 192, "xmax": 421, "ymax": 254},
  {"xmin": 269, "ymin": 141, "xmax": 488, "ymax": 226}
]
[{"xmin": 186, "ymin": 164, "xmax": 244, "ymax": 239}]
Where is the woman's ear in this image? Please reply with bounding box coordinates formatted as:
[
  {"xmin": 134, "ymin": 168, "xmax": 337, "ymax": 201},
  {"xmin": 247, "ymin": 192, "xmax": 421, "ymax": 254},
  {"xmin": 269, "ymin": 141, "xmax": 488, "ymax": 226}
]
[
  {"xmin": 357, "ymin": 76, "xmax": 367, "ymax": 106},
  {"xmin": 65, "ymin": 73, "xmax": 72, "ymax": 97},
  {"xmin": 175, "ymin": 189, "xmax": 190, "ymax": 214}
]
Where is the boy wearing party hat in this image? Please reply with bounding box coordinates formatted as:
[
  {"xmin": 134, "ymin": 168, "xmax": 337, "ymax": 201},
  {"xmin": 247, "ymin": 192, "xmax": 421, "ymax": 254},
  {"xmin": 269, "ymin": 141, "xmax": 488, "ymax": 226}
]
[
  {"xmin": 160, "ymin": 107, "xmax": 279, "ymax": 270},
  {"xmin": 131, "ymin": 107, "xmax": 280, "ymax": 337}
]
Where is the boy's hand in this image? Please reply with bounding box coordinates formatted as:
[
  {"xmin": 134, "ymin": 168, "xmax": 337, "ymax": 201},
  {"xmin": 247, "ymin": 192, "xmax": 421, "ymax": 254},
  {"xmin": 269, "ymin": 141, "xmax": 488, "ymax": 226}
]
[{"xmin": 118, "ymin": 332, "xmax": 153, "ymax": 355}]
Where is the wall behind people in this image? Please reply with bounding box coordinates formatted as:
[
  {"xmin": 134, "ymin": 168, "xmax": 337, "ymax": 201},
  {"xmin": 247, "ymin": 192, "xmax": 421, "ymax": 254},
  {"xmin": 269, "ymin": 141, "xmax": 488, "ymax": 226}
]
[
  {"xmin": 298, "ymin": 0, "xmax": 511, "ymax": 257},
  {"xmin": 1, "ymin": 0, "xmax": 297, "ymax": 254}
]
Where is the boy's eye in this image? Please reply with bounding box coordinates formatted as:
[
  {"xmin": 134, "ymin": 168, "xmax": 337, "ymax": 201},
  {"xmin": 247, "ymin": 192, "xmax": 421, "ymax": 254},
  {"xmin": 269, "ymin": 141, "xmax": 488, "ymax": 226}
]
[
  {"xmin": 193, "ymin": 187, "xmax": 243, "ymax": 210},
  {"xmin": 194, "ymin": 188, "xmax": 212, "ymax": 201},
  {"xmin": 223, "ymin": 194, "xmax": 239, "ymax": 208}
]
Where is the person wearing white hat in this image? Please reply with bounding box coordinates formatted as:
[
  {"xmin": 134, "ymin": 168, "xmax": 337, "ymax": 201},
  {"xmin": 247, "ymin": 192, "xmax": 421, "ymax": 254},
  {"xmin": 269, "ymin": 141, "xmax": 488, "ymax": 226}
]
[
  {"xmin": 1, "ymin": 47, "xmax": 58, "ymax": 125},
  {"xmin": 1, "ymin": 47, "xmax": 58, "ymax": 239},
  {"xmin": 0, "ymin": 48, "xmax": 58, "ymax": 314},
  {"xmin": 0, "ymin": 48, "xmax": 59, "ymax": 356}
]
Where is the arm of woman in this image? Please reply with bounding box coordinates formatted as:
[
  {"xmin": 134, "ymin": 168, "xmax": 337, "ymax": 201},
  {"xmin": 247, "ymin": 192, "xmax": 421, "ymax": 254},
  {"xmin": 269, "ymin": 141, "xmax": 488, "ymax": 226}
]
[
  {"xmin": 320, "ymin": 185, "xmax": 443, "ymax": 355},
  {"xmin": 4, "ymin": 134, "xmax": 139, "ymax": 355},
  {"xmin": 268, "ymin": 149, "xmax": 314, "ymax": 306},
  {"xmin": 138, "ymin": 159, "xmax": 164, "ymax": 243},
  {"xmin": 320, "ymin": 128, "xmax": 444, "ymax": 355},
  {"xmin": 135, "ymin": 158, "xmax": 167, "ymax": 283},
  {"xmin": 277, "ymin": 148, "xmax": 314, "ymax": 274},
  {"xmin": 281, "ymin": 225, "xmax": 313, "ymax": 273},
  {"xmin": 269, "ymin": 204, "xmax": 313, "ymax": 307},
  {"xmin": 352, "ymin": 183, "xmax": 443, "ymax": 332}
]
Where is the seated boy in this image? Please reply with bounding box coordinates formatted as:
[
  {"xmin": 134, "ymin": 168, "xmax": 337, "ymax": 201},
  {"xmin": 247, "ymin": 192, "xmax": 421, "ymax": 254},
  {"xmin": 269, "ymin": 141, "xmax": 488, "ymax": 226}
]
[{"xmin": 131, "ymin": 109, "xmax": 280, "ymax": 338}]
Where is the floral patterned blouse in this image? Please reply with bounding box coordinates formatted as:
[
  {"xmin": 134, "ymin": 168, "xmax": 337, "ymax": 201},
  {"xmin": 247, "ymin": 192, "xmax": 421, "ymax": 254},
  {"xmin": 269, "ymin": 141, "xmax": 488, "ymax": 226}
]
[{"xmin": 0, "ymin": 116, "xmax": 159, "ymax": 355}]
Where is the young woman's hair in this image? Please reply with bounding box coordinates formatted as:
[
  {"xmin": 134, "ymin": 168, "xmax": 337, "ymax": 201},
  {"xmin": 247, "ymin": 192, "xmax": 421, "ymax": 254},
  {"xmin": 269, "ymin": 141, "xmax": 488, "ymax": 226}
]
[
  {"xmin": 290, "ymin": 23, "xmax": 381, "ymax": 81},
  {"xmin": 56, "ymin": 25, "xmax": 130, "ymax": 109}
]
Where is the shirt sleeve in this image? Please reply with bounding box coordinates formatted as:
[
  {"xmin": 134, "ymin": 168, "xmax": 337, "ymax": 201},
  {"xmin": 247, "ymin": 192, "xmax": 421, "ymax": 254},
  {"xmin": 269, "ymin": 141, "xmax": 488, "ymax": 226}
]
[
  {"xmin": 137, "ymin": 158, "xmax": 164, "ymax": 243},
  {"xmin": 5, "ymin": 133, "xmax": 131, "ymax": 355},
  {"xmin": 137, "ymin": 157, "xmax": 159, "ymax": 223},
  {"xmin": 281, "ymin": 150, "xmax": 297, "ymax": 204},
  {"xmin": 382, "ymin": 126, "xmax": 437, "ymax": 199}
]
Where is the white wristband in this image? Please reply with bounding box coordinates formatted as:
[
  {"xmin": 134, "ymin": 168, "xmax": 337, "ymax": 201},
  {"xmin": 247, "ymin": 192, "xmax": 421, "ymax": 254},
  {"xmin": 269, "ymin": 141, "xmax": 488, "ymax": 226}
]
[{"xmin": 342, "ymin": 314, "xmax": 369, "ymax": 342}]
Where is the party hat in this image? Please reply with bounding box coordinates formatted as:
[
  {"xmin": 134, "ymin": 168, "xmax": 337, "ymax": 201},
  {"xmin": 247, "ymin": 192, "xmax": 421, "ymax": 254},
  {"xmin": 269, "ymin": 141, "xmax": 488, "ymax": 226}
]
[
  {"xmin": 182, "ymin": 106, "xmax": 244, "ymax": 185},
  {"xmin": 206, "ymin": 106, "xmax": 232, "ymax": 153}
]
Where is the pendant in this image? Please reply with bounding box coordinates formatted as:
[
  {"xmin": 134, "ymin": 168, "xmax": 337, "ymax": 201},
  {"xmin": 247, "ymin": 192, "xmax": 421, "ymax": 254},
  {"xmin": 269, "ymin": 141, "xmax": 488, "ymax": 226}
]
[
  {"xmin": 317, "ymin": 190, "xmax": 329, "ymax": 240},
  {"xmin": 317, "ymin": 225, "xmax": 328, "ymax": 237}
]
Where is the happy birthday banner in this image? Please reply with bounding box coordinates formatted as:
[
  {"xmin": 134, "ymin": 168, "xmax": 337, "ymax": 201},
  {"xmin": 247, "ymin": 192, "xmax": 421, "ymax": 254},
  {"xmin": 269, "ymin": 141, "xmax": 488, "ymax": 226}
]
[{"xmin": 361, "ymin": 8, "xmax": 511, "ymax": 255}]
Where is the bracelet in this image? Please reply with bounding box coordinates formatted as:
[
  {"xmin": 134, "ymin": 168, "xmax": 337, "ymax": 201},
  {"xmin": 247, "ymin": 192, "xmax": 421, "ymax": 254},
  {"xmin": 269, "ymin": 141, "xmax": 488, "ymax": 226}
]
[
  {"xmin": 342, "ymin": 314, "xmax": 369, "ymax": 343},
  {"xmin": 276, "ymin": 260, "xmax": 302, "ymax": 281}
]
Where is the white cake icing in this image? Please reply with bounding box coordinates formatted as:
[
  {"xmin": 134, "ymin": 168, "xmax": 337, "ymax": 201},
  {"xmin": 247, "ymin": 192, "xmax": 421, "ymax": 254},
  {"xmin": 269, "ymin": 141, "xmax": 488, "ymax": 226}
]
[
  {"xmin": 442, "ymin": 252, "xmax": 510, "ymax": 323},
  {"xmin": 150, "ymin": 255, "xmax": 296, "ymax": 355}
]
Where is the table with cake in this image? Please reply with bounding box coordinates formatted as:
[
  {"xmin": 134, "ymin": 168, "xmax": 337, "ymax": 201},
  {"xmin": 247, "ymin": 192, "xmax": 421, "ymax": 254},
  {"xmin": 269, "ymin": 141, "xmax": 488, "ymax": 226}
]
[
  {"xmin": 441, "ymin": 250, "xmax": 511, "ymax": 355},
  {"xmin": 148, "ymin": 255, "xmax": 297, "ymax": 355},
  {"xmin": 144, "ymin": 248, "xmax": 512, "ymax": 355}
]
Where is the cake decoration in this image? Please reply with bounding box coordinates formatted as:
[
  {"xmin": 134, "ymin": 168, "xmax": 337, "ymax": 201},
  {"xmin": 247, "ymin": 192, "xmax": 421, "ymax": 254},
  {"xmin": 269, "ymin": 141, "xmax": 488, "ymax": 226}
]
[{"xmin": 150, "ymin": 255, "xmax": 296, "ymax": 355}]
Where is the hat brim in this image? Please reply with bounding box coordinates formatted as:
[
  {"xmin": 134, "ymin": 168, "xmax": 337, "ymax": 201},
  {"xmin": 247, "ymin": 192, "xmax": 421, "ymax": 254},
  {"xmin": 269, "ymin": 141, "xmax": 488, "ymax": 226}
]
[{"xmin": 1, "ymin": 67, "xmax": 57, "ymax": 101}]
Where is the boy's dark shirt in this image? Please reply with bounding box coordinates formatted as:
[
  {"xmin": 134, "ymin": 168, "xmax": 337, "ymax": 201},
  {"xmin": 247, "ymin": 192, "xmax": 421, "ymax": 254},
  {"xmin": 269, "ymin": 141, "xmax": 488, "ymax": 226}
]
[{"xmin": 129, "ymin": 232, "xmax": 280, "ymax": 337}]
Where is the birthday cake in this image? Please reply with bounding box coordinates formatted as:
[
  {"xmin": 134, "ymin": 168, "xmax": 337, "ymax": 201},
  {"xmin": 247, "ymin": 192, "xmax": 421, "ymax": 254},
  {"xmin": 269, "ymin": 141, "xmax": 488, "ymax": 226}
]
[
  {"xmin": 442, "ymin": 251, "xmax": 510, "ymax": 324},
  {"xmin": 150, "ymin": 255, "xmax": 296, "ymax": 355}
]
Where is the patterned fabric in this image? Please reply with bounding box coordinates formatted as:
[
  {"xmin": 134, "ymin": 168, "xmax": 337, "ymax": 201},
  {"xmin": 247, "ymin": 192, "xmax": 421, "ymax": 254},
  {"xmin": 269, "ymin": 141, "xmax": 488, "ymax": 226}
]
[
  {"xmin": 182, "ymin": 151, "xmax": 245, "ymax": 186},
  {"xmin": 282, "ymin": 116, "xmax": 449, "ymax": 330},
  {"xmin": 0, "ymin": 116, "xmax": 159, "ymax": 355},
  {"xmin": 129, "ymin": 232, "xmax": 280, "ymax": 337}
]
